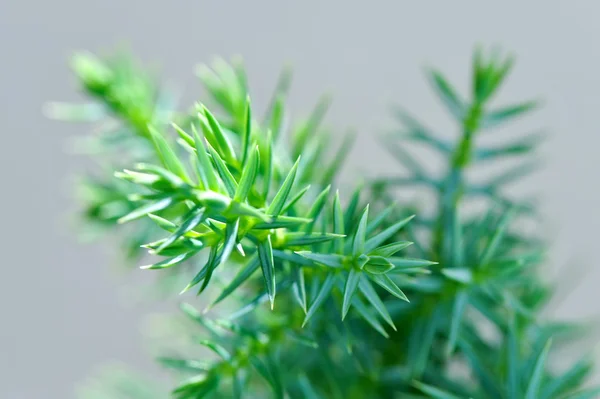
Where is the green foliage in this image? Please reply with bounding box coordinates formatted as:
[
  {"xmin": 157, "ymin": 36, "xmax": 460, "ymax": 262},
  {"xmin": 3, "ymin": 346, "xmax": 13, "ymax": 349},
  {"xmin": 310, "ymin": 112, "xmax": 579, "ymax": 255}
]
[{"xmin": 50, "ymin": 47, "xmax": 596, "ymax": 398}]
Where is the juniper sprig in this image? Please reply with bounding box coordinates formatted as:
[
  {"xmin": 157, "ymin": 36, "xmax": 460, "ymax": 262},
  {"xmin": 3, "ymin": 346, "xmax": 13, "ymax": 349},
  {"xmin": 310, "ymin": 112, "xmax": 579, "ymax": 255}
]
[{"xmin": 50, "ymin": 47, "xmax": 597, "ymax": 399}]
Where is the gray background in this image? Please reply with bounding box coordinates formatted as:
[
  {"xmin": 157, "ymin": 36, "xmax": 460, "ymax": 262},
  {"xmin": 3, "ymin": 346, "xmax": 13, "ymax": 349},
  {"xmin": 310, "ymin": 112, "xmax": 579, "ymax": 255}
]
[{"xmin": 2, "ymin": 1, "xmax": 599, "ymax": 397}]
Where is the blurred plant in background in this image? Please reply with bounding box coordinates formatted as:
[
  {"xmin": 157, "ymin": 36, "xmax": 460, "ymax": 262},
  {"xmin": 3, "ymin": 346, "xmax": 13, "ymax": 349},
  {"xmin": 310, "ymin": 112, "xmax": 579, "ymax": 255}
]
[{"xmin": 49, "ymin": 47, "xmax": 598, "ymax": 398}]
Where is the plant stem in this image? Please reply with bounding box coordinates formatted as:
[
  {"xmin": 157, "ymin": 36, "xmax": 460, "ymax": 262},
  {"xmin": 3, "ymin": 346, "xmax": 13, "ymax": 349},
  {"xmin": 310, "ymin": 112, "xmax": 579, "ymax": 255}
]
[{"xmin": 432, "ymin": 102, "xmax": 482, "ymax": 262}]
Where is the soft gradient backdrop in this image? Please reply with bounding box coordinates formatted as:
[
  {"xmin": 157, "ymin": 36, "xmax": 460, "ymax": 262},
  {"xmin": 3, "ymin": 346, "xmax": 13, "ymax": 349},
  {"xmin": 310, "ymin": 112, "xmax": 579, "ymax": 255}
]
[{"xmin": 2, "ymin": 1, "xmax": 599, "ymax": 397}]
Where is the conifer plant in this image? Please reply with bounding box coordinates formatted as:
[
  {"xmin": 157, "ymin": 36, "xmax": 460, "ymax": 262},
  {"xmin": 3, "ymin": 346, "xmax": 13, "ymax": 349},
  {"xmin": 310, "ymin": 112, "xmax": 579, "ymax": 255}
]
[{"xmin": 50, "ymin": 47, "xmax": 598, "ymax": 398}]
